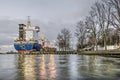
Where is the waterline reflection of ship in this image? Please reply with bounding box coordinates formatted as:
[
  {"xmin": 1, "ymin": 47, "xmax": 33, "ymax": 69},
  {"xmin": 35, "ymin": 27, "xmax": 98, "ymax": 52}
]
[
  {"xmin": 39, "ymin": 55, "xmax": 47, "ymax": 79},
  {"xmin": 18, "ymin": 55, "xmax": 37, "ymax": 80},
  {"xmin": 18, "ymin": 54, "xmax": 57, "ymax": 80},
  {"xmin": 48, "ymin": 54, "xmax": 57, "ymax": 79},
  {"xmin": 39, "ymin": 54, "xmax": 57, "ymax": 80},
  {"xmin": 14, "ymin": 17, "xmax": 42, "ymax": 52}
]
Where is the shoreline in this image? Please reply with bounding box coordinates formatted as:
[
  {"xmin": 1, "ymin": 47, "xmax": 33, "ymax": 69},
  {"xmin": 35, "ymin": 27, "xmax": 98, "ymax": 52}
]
[
  {"xmin": 79, "ymin": 50, "xmax": 120, "ymax": 55},
  {"xmin": 1, "ymin": 50, "xmax": 120, "ymax": 55}
]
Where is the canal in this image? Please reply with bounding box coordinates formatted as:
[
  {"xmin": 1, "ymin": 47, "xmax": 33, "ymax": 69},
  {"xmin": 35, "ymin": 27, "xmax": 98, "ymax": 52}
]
[{"xmin": 0, "ymin": 54, "xmax": 120, "ymax": 80}]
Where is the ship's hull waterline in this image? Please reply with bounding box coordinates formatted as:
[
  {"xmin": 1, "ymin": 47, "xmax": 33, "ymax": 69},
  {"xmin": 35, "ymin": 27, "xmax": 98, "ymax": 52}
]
[{"xmin": 14, "ymin": 43, "xmax": 42, "ymax": 52}]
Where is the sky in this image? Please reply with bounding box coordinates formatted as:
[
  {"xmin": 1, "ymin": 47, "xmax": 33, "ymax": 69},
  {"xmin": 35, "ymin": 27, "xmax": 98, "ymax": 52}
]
[{"xmin": 0, "ymin": 0, "xmax": 97, "ymax": 52}]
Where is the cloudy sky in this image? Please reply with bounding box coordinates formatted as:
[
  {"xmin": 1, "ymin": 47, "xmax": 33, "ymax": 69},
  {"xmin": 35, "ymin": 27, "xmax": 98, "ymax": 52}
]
[{"xmin": 0, "ymin": 0, "xmax": 97, "ymax": 52}]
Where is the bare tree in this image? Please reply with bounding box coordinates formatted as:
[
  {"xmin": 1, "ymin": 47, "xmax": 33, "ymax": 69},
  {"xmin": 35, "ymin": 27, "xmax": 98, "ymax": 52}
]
[
  {"xmin": 108, "ymin": 0, "xmax": 120, "ymax": 28},
  {"xmin": 107, "ymin": 0, "xmax": 120, "ymax": 44},
  {"xmin": 92, "ymin": 1, "xmax": 112, "ymax": 50},
  {"xmin": 57, "ymin": 33, "xmax": 63, "ymax": 51},
  {"xmin": 57, "ymin": 28, "xmax": 71, "ymax": 51},
  {"xmin": 85, "ymin": 10, "xmax": 101, "ymax": 51},
  {"xmin": 75, "ymin": 21, "xmax": 87, "ymax": 50}
]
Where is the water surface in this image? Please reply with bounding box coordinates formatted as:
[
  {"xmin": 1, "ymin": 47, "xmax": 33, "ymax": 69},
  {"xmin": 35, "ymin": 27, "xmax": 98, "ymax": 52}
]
[{"xmin": 0, "ymin": 54, "xmax": 120, "ymax": 80}]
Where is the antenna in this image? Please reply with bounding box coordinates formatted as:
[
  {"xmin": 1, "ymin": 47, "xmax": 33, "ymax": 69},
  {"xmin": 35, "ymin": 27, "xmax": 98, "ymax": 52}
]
[{"xmin": 27, "ymin": 16, "xmax": 31, "ymax": 28}]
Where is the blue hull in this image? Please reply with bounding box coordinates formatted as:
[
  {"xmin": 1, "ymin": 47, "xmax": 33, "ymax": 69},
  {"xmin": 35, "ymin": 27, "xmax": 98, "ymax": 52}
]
[{"xmin": 14, "ymin": 43, "xmax": 42, "ymax": 51}]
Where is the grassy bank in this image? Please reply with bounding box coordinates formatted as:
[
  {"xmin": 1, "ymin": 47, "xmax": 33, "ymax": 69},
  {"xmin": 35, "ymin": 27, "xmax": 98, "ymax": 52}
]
[{"xmin": 78, "ymin": 50, "xmax": 120, "ymax": 55}]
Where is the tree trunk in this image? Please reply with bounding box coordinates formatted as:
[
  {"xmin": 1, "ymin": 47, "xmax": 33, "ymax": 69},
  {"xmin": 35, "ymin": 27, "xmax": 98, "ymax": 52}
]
[
  {"xmin": 104, "ymin": 34, "xmax": 107, "ymax": 51},
  {"xmin": 95, "ymin": 39, "xmax": 98, "ymax": 51}
]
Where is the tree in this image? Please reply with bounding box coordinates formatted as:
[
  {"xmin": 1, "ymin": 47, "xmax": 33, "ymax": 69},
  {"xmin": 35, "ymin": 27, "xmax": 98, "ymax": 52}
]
[
  {"xmin": 57, "ymin": 33, "xmax": 63, "ymax": 51},
  {"xmin": 57, "ymin": 28, "xmax": 71, "ymax": 51},
  {"xmin": 108, "ymin": 0, "xmax": 120, "ymax": 29},
  {"xmin": 75, "ymin": 21, "xmax": 87, "ymax": 50},
  {"xmin": 108, "ymin": 0, "xmax": 120, "ymax": 44},
  {"xmin": 91, "ymin": 1, "xmax": 112, "ymax": 50},
  {"xmin": 85, "ymin": 10, "xmax": 101, "ymax": 51}
]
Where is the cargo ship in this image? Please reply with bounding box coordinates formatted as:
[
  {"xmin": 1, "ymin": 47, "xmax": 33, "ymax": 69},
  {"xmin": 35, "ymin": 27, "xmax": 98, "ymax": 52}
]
[{"xmin": 14, "ymin": 17, "xmax": 42, "ymax": 52}]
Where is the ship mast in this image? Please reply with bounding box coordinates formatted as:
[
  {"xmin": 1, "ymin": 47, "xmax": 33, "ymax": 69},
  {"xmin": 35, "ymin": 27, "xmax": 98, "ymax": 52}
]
[
  {"xmin": 27, "ymin": 16, "xmax": 31, "ymax": 28},
  {"xmin": 42, "ymin": 34, "xmax": 45, "ymax": 49}
]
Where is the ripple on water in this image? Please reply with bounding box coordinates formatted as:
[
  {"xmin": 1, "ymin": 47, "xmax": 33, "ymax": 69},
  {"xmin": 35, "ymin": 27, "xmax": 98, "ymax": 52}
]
[{"xmin": 0, "ymin": 54, "xmax": 120, "ymax": 80}]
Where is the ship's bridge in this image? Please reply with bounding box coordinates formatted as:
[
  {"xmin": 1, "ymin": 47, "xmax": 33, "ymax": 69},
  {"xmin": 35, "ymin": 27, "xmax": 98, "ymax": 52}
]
[{"xmin": 23, "ymin": 26, "xmax": 39, "ymax": 32}]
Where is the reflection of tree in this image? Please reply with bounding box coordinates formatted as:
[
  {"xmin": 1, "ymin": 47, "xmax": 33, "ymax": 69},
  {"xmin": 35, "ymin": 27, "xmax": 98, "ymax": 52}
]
[
  {"xmin": 88, "ymin": 56, "xmax": 96, "ymax": 73},
  {"xmin": 79, "ymin": 55, "xmax": 86, "ymax": 71},
  {"xmin": 78, "ymin": 55, "xmax": 86, "ymax": 77},
  {"xmin": 68, "ymin": 55, "xmax": 79, "ymax": 79},
  {"xmin": 58, "ymin": 55, "xmax": 69, "ymax": 79},
  {"xmin": 78, "ymin": 55, "xmax": 97, "ymax": 77},
  {"xmin": 100, "ymin": 59, "xmax": 116, "ymax": 77},
  {"xmin": 79, "ymin": 55, "xmax": 117, "ymax": 78}
]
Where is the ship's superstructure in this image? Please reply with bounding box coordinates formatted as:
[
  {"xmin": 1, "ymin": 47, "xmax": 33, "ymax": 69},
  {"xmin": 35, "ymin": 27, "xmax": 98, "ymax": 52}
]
[{"xmin": 14, "ymin": 17, "xmax": 42, "ymax": 52}]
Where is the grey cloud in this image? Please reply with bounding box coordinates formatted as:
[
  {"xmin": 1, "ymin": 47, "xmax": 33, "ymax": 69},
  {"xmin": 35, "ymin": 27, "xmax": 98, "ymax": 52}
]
[{"xmin": 0, "ymin": 0, "xmax": 98, "ymax": 51}]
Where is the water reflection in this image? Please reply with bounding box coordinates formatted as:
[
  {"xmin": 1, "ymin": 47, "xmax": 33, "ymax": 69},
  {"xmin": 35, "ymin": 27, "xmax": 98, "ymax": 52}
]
[
  {"xmin": 68, "ymin": 55, "xmax": 79, "ymax": 80},
  {"xmin": 18, "ymin": 54, "xmax": 57, "ymax": 80},
  {"xmin": 79, "ymin": 55, "xmax": 120, "ymax": 79},
  {"xmin": 39, "ymin": 55, "xmax": 46, "ymax": 79},
  {"xmin": 48, "ymin": 54, "xmax": 57, "ymax": 79},
  {"xmin": 0, "ymin": 54, "xmax": 120, "ymax": 80},
  {"xmin": 18, "ymin": 55, "xmax": 37, "ymax": 80},
  {"xmin": 58, "ymin": 55, "xmax": 70, "ymax": 79}
]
